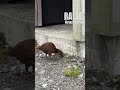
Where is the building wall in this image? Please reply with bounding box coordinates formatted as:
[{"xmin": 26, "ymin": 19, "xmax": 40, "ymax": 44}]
[
  {"xmin": 0, "ymin": 15, "xmax": 34, "ymax": 47},
  {"xmin": 0, "ymin": 3, "xmax": 34, "ymax": 47},
  {"xmin": 86, "ymin": 31, "xmax": 120, "ymax": 77}
]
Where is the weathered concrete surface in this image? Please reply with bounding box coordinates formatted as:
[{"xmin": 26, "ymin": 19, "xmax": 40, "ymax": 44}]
[
  {"xmin": 86, "ymin": 20, "xmax": 120, "ymax": 77},
  {"xmin": 0, "ymin": 4, "xmax": 34, "ymax": 47},
  {"xmin": 35, "ymin": 24, "xmax": 85, "ymax": 58}
]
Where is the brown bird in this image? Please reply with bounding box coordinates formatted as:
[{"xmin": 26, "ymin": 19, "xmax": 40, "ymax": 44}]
[
  {"xmin": 37, "ymin": 42, "xmax": 63, "ymax": 58},
  {"xmin": 5, "ymin": 39, "xmax": 35, "ymax": 73}
]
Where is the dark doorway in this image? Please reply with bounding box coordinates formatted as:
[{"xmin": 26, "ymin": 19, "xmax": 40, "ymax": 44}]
[{"xmin": 42, "ymin": 0, "xmax": 72, "ymax": 25}]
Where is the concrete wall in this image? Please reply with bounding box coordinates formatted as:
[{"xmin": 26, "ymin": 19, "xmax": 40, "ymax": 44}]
[
  {"xmin": 89, "ymin": 0, "xmax": 120, "ymax": 77},
  {"xmin": 0, "ymin": 14, "xmax": 34, "ymax": 47},
  {"xmin": 86, "ymin": 31, "xmax": 120, "ymax": 77}
]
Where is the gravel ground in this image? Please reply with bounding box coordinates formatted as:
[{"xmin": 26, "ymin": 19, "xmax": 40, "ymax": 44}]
[
  {"xmin": 0, "ymin": 52, "xmax": 85, "ymax": 90},
  {"xmin": 35, "ymin": 51, "xmax": 85, "ymax": 90},
  {"xmin": 0, "ymin": 55, "xmax": 35, "ymax": 90}
]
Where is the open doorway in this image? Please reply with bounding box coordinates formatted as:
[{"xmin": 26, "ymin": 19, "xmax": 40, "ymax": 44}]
[{"xmin": 35, "ymin": 0, "xmax": 72, "ymax": 26}]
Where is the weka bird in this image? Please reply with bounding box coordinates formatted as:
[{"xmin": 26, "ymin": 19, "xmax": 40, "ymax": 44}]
[
  {"xmin": 37, "ymin": 42, "xmax": 63, "ymax": 58},
  {"xmin": 6, "ymin": 39, "xmax": 35, "ymax": 73}
]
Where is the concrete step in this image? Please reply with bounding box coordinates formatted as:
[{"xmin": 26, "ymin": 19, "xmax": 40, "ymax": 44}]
[{"xmin": 35, "ymin": 24, "xmax": 85, "ymax": 58}]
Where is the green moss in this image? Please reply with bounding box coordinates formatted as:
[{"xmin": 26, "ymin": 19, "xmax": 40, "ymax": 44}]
[
  {"xmin": 63, "ymin": 67, "xmax": 81, "ymax": 78},
  {"xmin": 35, "ymin": 40, "xmax": 40, "ymax": 49}
]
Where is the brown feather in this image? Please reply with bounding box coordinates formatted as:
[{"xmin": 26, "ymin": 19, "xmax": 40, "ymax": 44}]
[
  {"xmin": 7, "ymin": 39, "xmax": 35, "ymax": 72},
  {"xmin": 39, "ymin": 42, "xmax": 63, "ymax": 58}
]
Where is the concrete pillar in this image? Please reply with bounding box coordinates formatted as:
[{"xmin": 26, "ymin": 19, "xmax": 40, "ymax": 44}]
[
  {"xmin": 91, "ymin": 0, "xmax": 120, "ymax": 36},
  {"xmin": 91, "ymin": 0, "xmax": 120, "ymax": 77},
  {"xmin": 73, "ymin": 0, "xmax": 85, "ymax": 41}
]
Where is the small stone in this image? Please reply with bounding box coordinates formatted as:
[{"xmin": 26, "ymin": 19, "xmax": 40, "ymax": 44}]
[
  {"xmin": 73, "ymin": 58, "xmax": 76, "ymax": 61},
  {"xmin": 101, "ymin": 86, "xmax": 111, "ymax": 90},
  {"xmin": 93, "ymin": 77, "xmax": 97, "ymax": 81},
  {"xmin": 37, "ymin": 63, "xmax": 40, "ymax": 65},
  {"xmin": 67, "ymin": 65, "xmax": 71, "ymax": 68},
  {"xmin": 100, "ymin": 82, "xmax": 105, "ymax": 86},
  {"xmin": 66, "ymin": 54, "xmax": 69, "ymax": 58},
  {"xmin": 2, "ymin": 67, "xmax": 9, "ymax": 73},
  {"xmin": 20, "ymin": 64, "xmax": 25, "ymax": 70},
  {"xmin": 113, "ymin": 78, "xmax": 117, "ymax": 82},
  {"xmin": 40, "ymin": 70, "xmax": 45, "ymax": 74},
  {"xmin": 35, "ymin": 53, "xmax": 39, "ymax": 57},
  {"xmin": 42, "ymin": 83, "xmax": 48, "ymax": 88},
  {"xmin": 56, "ymin": 83, "xmax": 59, "ymax": 86},
  {"xmin": 48, "ymin": 76, "xmax": 50, "ymax": 78},
  {"xmin": 79, "ymin": 73, "xmax": 83, "ymax": 78},
  {"xmin": 10, "ymin": 66, "xmax": 16, "ymax": 71},
  {"xmin": 61, "ymin": 76, "xmax": 64, "ymax": 78},
  {"xmin": 39, "ymin": 54, "xmax": 43, "ymax": 58},
  {"xmin": 48, "ymin": 63, "xmax": 52, "ymax": 65},
  {"xmin": 73, "ymin": 65, "xmax": 78, "ymax": 69},
  {"xmin": 35, "ymin": 68, "xmax": 37, "ymax": 72},
  {"xmin": 48, "ymin": 79, "xmax": 53, "ymax": 83},
  {"xmin": 43, "ymin": 78, "xmax": 46, "ymax": 81},
  {"xmin": 51, "ymin": 88, "xmax": 57, "ymax": 90},
  {"xmin": 11, "ymin": 80, "xmax": 15, "ymax": 83}
]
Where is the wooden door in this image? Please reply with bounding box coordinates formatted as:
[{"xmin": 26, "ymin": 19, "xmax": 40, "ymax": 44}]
[
  {"xmin": 35, "ymin": 0, "xmax": 38, "ymax": 26},
  {"xmin": 35, "ymin": 0, "xmax": 42, "ymax": 26}
]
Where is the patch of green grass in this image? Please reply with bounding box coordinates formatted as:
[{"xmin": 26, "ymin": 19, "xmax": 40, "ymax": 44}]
[{"xmin": 63, "ymin": 67, "xmax": 81, "ymax": 78}]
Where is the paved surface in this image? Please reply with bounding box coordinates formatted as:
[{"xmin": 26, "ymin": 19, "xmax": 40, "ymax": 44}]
[
  {"xmin": 36, "ymin": 24, "xmax": 73, "ymax": 40},
  {"xmin": 0, "ymin": 55, "xmax": 35, "ymax": 90}
]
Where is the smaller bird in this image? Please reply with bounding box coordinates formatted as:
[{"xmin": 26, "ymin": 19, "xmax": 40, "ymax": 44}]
[{"xmin": 37, "ymin": 42, "xmax": 63, "ymax": 58}]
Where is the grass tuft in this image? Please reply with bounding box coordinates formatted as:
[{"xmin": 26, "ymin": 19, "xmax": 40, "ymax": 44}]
[{"xmin": 63, "ymin": 67, "xmax": 81, "ymax": 78}]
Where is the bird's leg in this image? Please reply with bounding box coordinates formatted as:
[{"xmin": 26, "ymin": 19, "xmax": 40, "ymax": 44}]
[
  {"xmin": 46, "ymin": 53, "xmax": 48, "ymax": 57},
  {"xmin": 45, "ymin": 53, "xmax": 48, "ymax": 58},
  {"xmin": 48, "ymin": 53, "xmax": 52, "ymax": 59},
  {"xmin": 45, "ymin": 53, "xmax": 49, "ymax": 64}
]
